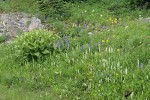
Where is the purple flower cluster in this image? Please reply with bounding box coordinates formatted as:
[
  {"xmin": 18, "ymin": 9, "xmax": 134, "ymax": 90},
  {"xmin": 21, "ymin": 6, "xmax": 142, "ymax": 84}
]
[
  {"xmin": 56, "ymin": 36, "xmax": 103, "ymax": 52},
  {"xmin": 65, "ymin": 36, "xmax": 69, "ymax": 49}
]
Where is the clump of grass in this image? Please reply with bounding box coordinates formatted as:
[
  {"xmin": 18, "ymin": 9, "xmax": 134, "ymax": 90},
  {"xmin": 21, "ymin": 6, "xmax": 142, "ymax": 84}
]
[{"xmin": 0, "ymin": 34, "xmax": 8, "ymax": 43}]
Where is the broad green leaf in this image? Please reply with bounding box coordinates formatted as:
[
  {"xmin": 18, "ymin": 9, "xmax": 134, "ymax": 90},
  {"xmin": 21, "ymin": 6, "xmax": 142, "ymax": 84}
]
[
  {"xmin": 34, "ymin": 52, "xmax": 40, "ymax": 57},
  {"xmin": 42, "ymin": 49, "xmax": 50, "ymax": 54}
]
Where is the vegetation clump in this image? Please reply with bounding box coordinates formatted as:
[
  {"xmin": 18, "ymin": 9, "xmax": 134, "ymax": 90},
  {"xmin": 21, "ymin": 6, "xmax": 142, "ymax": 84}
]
[
  {"xmin": 13, "ymin": 30, "xmax": 59, "ymax": 61},
  {"xmin": 37, "ymin": 0, "xmax": 70, "ymax": 20},
  {"xmin": 128, "ymin": 0, "xmax": 150, "ymax": 9},
  {"xmin": 0, "ymin": 34, "xmax": 8, "ymax": 43}
]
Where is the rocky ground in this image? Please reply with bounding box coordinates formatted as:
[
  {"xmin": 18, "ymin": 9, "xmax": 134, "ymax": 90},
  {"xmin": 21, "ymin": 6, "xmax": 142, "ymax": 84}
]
[{"xmin": 0, "ymin": 13, "xmax": 44, "ymax": 42}]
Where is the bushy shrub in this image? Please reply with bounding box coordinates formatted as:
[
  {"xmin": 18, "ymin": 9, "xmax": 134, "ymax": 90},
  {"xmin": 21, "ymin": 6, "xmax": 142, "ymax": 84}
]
[
  {"xmin": 13, "ymin": 30, "xmax": 59, "ymax": 62},
  {"xmin": 127, "ymin": 0, "xmax": 150, "ymax": 9},
  {"xmin": 37, "ymin": 0, "xmax": 70, "ymax": 20}
]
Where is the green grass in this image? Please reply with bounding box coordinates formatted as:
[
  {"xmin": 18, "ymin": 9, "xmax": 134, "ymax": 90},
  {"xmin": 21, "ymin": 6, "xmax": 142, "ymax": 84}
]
[
  {"xmin": 0, "ymin": 20, "xmax": 150, "ymax": 99},
  {"xmin": 0, "ymin": 84, "xmax": 59, "ymax": 100},
  {"xmin": 0, "ymin": 0, "xmax": 38, "ymax": 14},
  {"xmin": 0, "ymin": 0, "xmax": 150, "ymax": 99}
]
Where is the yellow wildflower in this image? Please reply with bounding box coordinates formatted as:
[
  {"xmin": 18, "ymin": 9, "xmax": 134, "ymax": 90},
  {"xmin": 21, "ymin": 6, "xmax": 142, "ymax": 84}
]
[
  {"xmin": 109, "ymin": 17, "xmax": 112, "ymax": 21},
  {"xmin": 106, "ymin": 39, "xmax": 109, "ymax": 43},
  {"xmin": 114, "ymin": 18, "xmax": 118, "ymax": 24},
  {"xmin": 102, "ymin": 40, "xmax": 105, "ymax": 43}
]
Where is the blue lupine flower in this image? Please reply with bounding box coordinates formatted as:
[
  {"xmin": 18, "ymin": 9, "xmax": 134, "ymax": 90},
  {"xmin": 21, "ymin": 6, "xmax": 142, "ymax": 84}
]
[
  {"xmin": 59, "ymin": 32, "xmax": 63, "ymax": 37},
  {"xmin": 80, "ymin": 44, "xmax": 84, "ymax": 51},
  {"xmin": 140, "ymin": 63, "xmax": 144, "ymax": 68},
  {"xmin": 88, "ymin": 43, "xmax": 90, "ymax": 47},
  {"xmin": 84, "ymin": 24, "xmax": 87, "ymax": 29},
  {"xmin": 98, "ymin": 41, "xmax": 101, "ymax": 45},
  {"xmin": 57, "ymin": 40, "xmax": 61, "ymax": 50},
  {"xmin": 65, "ymin": 36, "xmax": 69, "ymax": 49}
]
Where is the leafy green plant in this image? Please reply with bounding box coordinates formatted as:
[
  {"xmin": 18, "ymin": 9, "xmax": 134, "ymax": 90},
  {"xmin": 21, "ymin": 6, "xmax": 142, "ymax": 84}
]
[
  {"xmin": 13, "ymin": 30, "xmax": 59, "ymax": 62},
  {"xmin": 0, "ymin": 34, "xmax": 8, "ymax": 43}
]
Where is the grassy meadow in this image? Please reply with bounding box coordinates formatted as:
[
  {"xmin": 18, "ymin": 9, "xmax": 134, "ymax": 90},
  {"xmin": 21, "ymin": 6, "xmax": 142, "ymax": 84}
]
[{"xmin": 0, "ymin": 0, "xmax": 150, "ymax": 99}]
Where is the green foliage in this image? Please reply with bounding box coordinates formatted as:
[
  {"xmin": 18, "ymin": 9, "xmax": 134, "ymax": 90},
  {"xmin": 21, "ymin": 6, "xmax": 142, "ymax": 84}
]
[
  {"xmin": 0, "ymin": 0, "xmax": 38, "ymax": 13},
  {"xmin": 0, "ymin": 34, "xmax": 8, "ymax": 43},
  {"xmin": 127, "ymin": 0, "xmax": 150, "ymax": 9},
  {"xmin": 38, "ymin": 0, "xmax": 71, "ymax": 20},
  {"xmin": 13, "ymin": 30, "xmax": 59, "ymax": 62}
]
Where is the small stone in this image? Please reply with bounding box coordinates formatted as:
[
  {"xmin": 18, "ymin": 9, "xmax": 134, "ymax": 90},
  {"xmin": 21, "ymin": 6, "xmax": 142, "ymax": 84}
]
[{"xmin": 88, "ymin": 32, "xmax": 93, "ymax": 35}]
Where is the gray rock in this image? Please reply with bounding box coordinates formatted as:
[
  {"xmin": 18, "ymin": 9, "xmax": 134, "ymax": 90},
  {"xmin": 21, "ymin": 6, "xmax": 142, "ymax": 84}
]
[
  {"xmin": 28, "ymin": 17, "xmax": 44, "ymax": 31},
  {"xmin": 0, "ymin": 13, "xmax": 44, "ymax": 41},
  {"xmin": 139, "ymin": 17, "xmax": 150, "ymax": 23},
  {"xmin": 143, "ymin": 17, "xmax": 150, "ymax": 23}
]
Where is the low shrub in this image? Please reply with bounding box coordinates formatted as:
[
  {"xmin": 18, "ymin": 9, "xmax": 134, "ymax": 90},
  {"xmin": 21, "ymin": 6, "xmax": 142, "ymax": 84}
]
[
  {"xmin": 37, "ymin": 0, "xmax": 71, "ymax": 20},
  {"xmin": 13, "ymin": 30, "xmax": 59, "ymax": 62},
  {"xmin": 127, "ymin": 0, "xmax": 150, "ymax": 9}
]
